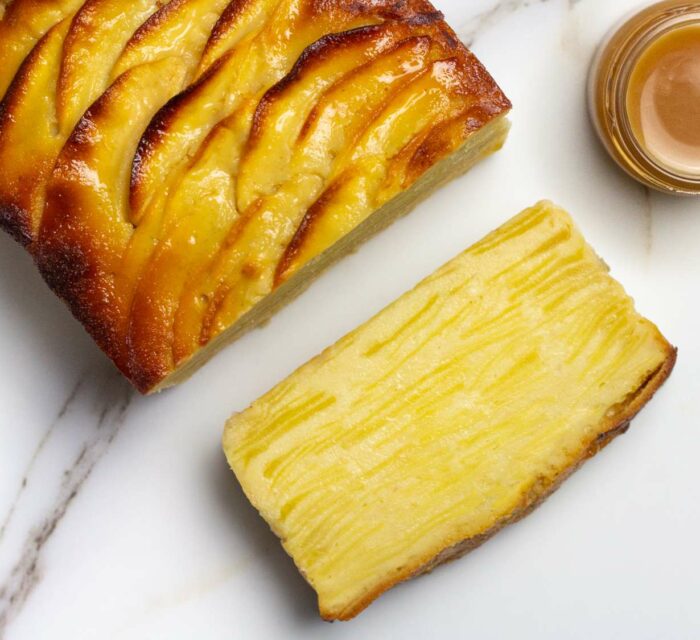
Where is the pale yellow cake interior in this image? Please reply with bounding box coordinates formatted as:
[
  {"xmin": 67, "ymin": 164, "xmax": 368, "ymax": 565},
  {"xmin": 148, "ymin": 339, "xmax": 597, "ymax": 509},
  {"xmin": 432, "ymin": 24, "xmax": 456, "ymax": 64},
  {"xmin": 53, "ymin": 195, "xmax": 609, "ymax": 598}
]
[{"xmin": 224, "ymin": 202, "xmax": 673, "ymax": 620}]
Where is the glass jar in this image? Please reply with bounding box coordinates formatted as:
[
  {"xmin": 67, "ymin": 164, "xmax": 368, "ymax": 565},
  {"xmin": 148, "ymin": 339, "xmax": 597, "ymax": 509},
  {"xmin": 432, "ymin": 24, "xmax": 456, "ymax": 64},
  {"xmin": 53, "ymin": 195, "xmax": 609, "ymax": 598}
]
[{"xmin": 588, "ymin": 1, "xmax": 700, "ymax": 195}]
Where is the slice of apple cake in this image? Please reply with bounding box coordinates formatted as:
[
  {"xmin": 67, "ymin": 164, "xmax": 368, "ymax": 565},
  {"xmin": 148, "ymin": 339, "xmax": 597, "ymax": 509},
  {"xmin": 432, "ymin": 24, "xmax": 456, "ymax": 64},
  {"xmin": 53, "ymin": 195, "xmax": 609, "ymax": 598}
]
[
  {"xmin": 0, "ymin": 0, "xmax": 510, "ymax": 392},
  {"xmin": 224, "ymin": 201, "xmax": 676, "ymax": 621}
]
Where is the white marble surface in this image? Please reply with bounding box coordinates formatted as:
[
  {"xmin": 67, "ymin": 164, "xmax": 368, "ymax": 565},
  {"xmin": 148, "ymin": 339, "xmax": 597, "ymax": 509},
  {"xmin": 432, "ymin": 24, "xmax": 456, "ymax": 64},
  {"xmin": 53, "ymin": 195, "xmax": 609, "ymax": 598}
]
[{"xmin": 1, "ymin": 1, "xmax": 698, "ymax": 638}]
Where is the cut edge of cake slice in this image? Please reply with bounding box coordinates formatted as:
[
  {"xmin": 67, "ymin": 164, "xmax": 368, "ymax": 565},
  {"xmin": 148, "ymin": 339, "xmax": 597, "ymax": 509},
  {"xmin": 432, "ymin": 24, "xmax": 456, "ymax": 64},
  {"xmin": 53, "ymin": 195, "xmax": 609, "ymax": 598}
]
[{"xmin": 222, "ymin": 201, "xmax": 676, "ymax": 621}]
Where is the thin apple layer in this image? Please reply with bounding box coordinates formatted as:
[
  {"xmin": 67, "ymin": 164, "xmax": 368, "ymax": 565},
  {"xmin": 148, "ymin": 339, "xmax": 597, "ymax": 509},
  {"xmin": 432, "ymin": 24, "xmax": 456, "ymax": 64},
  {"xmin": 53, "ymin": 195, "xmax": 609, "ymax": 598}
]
[{"xmin": 224, "ymin": 201, "xmax": 675, "ymax": 621}]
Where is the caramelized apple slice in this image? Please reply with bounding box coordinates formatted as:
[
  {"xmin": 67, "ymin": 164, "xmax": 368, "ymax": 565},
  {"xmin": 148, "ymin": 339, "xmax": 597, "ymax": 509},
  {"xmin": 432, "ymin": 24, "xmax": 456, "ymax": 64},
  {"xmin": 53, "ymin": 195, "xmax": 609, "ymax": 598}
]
[
  {"xmin": 125, "ymin": 110, "xmax": 251, "ymax": 381},
  {"xmin": 235, "ymin": 23, "xmax": 416, "ymax": 210},
  {"xmin": 56, "ymin": 0, "xmax": 162, "ymax": 131},
  {"xmin": 168, "ymin": 33, "xmax": 436, "ymax": 359},
  {"xmin": 0, "ymin": 0, "xmax": 84, "ymax": 100},
  {"xmin": 112, "ymin": 0, "xmax": 233, "ymax": 79},
  {"xmin": 277, "ymin": 61, "xmax": 504, "ymax": 281},
  {"xmin": 206, "ymin": 59, "xmax": 474, "ymax": 333},
  {"xmin": 197, "ymin": 0, "xmax": 282, "ymax": 75},
  {"xmin": 0, "ymin": 0, "xmax": 231, "ymax": 244},
  {"xmin": 0, "ymin": 0, "xmax": 164, "ymax": 240},
  {"xmin": 129, "ymin": 0, "xmax": 380, "ymax": 220},
  {"xmin": 0, "ymin": 20, "xmax": 70, "ymax": 244}
]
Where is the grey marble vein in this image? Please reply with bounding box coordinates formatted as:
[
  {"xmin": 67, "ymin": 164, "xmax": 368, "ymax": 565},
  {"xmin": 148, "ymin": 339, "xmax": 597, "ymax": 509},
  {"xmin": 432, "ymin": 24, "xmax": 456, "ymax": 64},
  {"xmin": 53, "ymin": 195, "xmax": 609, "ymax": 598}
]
[
  {"xmin": 0, "ymin": 372, "xmax": 134, "ymax": 637},
  {"xmin": 458, "ymin": 0, "xmax": 581, "ymax": 47},
  {"xmin": 459, "ymin": 0, "xmax": 549, "ymax": 47},
  {"xmin": 0, "ymin": 378, "xmax": 85, "ymax": 543}
]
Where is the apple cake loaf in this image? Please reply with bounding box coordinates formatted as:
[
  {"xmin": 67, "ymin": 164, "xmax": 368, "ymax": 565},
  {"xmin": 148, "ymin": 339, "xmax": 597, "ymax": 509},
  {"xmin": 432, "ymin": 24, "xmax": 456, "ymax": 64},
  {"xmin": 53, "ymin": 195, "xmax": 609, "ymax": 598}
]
[
  {"xmin": 0, "ymin": 0, "xmax": 511, "ymax": 392},
  {"xmin": 224, "ymin": 201, "xmax": 676, "ymax": 621}
]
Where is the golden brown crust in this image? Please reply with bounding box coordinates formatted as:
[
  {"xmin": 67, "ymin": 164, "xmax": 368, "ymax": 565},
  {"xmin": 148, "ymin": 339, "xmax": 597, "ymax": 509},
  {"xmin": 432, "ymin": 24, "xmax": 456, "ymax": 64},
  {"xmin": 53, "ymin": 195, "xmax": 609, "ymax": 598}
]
[
  {"xmin": 275, "ymin": 177, "xmax": 347, "ymax": 286},
  {"xmin": 0, "ymin": 200, "xmax": 32, "ymax": 247},
  {"xmin": 0, "ymin": 20, "xmax": 64, "ymax": 245},
  {"xmin": 0, "ymin": 0, "xmax": 510, "ymax": 393},
  {"xmin": 324, "ymin": 346, "xmax": 677, "ymax": 621}
]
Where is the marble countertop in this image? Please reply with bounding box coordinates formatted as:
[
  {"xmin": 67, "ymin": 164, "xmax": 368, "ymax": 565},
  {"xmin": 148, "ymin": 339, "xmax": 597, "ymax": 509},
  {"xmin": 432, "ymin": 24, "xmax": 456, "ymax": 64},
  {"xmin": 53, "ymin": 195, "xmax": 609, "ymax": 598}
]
[{"xmin": 1, "ymin": 1, "xmax": 698, "ymax": 638}]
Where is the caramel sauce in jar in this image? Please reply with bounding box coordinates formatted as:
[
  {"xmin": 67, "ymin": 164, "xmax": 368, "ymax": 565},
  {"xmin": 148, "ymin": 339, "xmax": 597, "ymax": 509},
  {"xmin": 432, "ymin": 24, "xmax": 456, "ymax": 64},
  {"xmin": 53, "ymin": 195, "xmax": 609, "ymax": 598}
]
[{"xmin": 589, "ymin": 1, "xmax": 700, "ymax": 195}]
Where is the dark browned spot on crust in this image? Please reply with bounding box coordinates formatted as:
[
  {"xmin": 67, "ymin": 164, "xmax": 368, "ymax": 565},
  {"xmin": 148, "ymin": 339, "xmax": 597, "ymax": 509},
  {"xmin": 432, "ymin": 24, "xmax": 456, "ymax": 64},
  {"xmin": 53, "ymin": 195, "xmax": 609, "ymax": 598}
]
[
  {"xmin": 307, "ymin": 0, "xmax": 439, "ymax": 22},
  {"xmin": 274, "ymin": 177, "xmax": 346, "ymax": 286},
  {"xmin": 199, "ymin": 286, "xmax": 230, "ymax": 347},
  {"xmin": 126, "ymin": 339, "xmax": 173, "ymax": 395},
  {"xmin": 594, "ymin": 421, "xmax": 631, "ymax": 450},
  {"xmin": 123, "ymin": 0, "xmax": 188, "ymax": 51},
  {"xmin": 0, "ymin": 202, "xmax": 32, "ymax": 247},
  {"xmin": 37, "ymin": 227, "xmax": 91, "ymax": 307},
  {"xmin": 438, "ymin": 26, "xmax": 458, "ymax": 49},
  {"xmin": 69, "ymin": 113, "xmax": 101, "ymax": 148},
  {"xmin": 405, "ymin": 102, "xmax": 510, "ymax": 185},
  {"xmin": 36, "ymin": 227, "xmax": 123, "ymax": 370},
  {"xmin": 241, "ymin": 261, "xmax": 260, "ymax": 278},
  {"xmin": 0, "ymin": 87, "xmax": 6, "ymax": 126},
  {"xmin": 404, "ymin": 9, "xmax": 443, "ymax": 25}
]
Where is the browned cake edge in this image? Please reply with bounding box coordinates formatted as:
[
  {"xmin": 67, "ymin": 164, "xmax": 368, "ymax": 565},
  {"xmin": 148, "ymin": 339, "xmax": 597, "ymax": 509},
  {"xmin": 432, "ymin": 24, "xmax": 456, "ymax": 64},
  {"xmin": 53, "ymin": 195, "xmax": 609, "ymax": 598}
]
[{"xmin": 322, "ymin": 345, "xmax": 677, "ymax": 621}]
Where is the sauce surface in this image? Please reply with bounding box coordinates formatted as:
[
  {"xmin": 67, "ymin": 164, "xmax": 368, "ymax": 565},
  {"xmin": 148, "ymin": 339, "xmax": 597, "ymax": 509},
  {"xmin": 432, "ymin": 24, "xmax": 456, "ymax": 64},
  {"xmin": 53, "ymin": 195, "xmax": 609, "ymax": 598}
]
[{"xmin": 627, "ymin": 24, "xmax": 700, "ymax": 175}]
